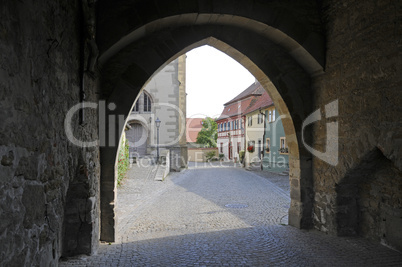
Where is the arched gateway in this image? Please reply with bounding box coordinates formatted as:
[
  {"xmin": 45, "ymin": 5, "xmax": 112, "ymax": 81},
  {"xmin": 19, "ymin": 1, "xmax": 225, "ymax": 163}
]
[
  {"xmin": 2, "ymin": 1, "xmax": 401, "ymax": 264},
  {"xmin": 97, "ymin": 0, "xmax": 326, "ymax": 242}
]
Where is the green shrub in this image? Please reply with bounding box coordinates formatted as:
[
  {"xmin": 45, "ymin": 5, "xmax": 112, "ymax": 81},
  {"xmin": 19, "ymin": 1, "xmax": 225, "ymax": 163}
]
[
  {"xmin": 239, "ymin": 150, "xmax": 245, "ymax": 163},
  {"xmin": 117, "ymin": 139, "xmax": 129, "ymax": 186},
  {"xmin": 218, "ymin": 153, "xmax": 224, "ymax": 160},
  {"xmin": 205, "ymin": 151, "xmax": 217, "ymax": 161}
]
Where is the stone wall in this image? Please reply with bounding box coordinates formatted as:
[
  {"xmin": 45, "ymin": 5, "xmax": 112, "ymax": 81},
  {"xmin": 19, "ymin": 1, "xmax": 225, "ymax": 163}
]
[
  {"xmin": 188, "ymin": 148, "xmax": 219, "ymax": 163},
  {"xmin": 312, "ymin": 0, "xmax": 402, "ymax": 238},
  {"xmin": 0, "ymin": 1, "xmax": 100, "ymax": 265},
  {"xmin": 335, "ymin": 149, "xmax": 402, "ymax": 251},
  {"xmin": 1, "ymin": 1, "xmax": 401, "ymax": 265}
]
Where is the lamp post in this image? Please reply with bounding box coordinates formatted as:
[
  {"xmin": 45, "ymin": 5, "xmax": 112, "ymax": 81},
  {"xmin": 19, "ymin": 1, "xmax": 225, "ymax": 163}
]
[
  {"xmin": 155, "ymin": 117, "xmax": 161, "ymax": 163},
  {"xmin": 228, "ymin": 132, "xmax": 231, "ymax": 161},
  {"xmin": 259, "ymin": 107, "xmax": 266, "ymax": 170}
]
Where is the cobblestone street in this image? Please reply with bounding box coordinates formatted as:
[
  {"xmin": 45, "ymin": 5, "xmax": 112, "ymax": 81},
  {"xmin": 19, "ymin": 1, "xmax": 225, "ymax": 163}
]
[{"xmin": 60, "ymin": 164, "xmax": 402, "ymax": 266}]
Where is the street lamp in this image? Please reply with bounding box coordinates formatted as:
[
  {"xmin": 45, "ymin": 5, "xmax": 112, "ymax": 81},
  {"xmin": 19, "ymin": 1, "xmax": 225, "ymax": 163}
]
[
  {"xmin": 155, "ymin": 117, "xmax": 161, "ymax": 163},
  {"xmin": 228, "ymin": 132, "xmax": 231, "ymax": 161},
  {"xmin": 259, "ymin": 107, "xmax": 266, "ymax": 170}
]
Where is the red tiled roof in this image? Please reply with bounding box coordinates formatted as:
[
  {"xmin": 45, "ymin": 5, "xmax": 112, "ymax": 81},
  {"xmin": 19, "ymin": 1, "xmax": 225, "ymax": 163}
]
[
  {"xmin": 243, "ymin": 90, "xmax": 274, "ymax": 115},
  {"xmin": 217, "ymin": 81, "xmax": 270, "ymax": 121},
  {"xmin": 216, "ymin": 98, "xmax": 253, "ymax": 121},
  {"xmin": 224, "ymin": 81, "xmax": 264, "ymax": 106},
  {"xmin": 186, "ymin": 118, "xmax": 204, "ymax": 143}
]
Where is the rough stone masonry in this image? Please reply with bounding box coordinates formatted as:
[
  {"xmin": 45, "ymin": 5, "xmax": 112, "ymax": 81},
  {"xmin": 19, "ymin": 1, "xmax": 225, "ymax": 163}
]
[
  {"xmin": 0, "ymin": 1, "xmax": 100, "ymax": 265},
  {"xmin": 0, "ymin": 0, "xmax": 401, "ymax": 266}
]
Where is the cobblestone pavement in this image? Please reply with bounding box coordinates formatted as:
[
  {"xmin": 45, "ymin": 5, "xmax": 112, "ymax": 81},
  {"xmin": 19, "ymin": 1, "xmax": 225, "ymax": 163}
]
[
  {"xmin": 60, "ymin": 164, "xmax": 402, "ymax": 266},
  {"xmin": 247, "ymin": 166, "xmax": 290, "ymax": 193}
]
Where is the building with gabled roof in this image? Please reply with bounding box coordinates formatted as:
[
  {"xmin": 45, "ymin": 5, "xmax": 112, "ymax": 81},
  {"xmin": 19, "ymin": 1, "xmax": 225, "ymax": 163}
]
[
  {"xmin": 242, "ymin": 81, "xmax": 289, "ymax": 171},
  {"xmin": 216, "ymin": 80, "xmax": 288, "ymax": 171},
  {"xmin": 242, "ymin": 89, "xmax": 273, "ymax": 164},
  {"xmin": 216, "ymin": 81, "xmax": 263, "ymax": 161}
]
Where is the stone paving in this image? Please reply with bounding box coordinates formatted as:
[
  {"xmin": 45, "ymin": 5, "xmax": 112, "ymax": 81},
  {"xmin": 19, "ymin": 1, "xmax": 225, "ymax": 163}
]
[{"xmin": 60, "ymin": 163, "xmax": 402, "ymax": 266}]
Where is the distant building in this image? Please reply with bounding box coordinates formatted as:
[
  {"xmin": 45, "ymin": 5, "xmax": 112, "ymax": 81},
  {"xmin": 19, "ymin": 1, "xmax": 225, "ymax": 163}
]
[
  {"xmin": 262, "ymin": 104, "xmax": 289, "ymax": 172},
  {"xmin": 216, "ymin": 80, "xmax": 289, "ymax": 171},
  {"xmin": 125, "ymin": 55, "xmax": 187, "ymax": 170},
  {"xmin": 216, "ymin": 81, "xmax": 264, "ymax": 161},
  {"xmin": 243, "ymin": 89, "xmax": 273, "ymax": 165},
  {"xmin": 186, "ymin": 118, "xmax": 204, "ymax": 148}
]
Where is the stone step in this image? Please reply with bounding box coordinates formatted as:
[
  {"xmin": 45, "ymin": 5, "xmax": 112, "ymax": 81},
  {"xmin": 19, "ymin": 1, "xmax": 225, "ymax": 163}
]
[{"xmin": 154, "ymin": 164, "xmax": 168, "ymax": 181}]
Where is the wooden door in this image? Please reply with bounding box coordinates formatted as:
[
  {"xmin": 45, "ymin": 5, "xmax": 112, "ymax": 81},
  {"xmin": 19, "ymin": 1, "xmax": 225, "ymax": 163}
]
[{"xmin": 126, "ymin": 123, "xmax": 147, "ymax": 157}]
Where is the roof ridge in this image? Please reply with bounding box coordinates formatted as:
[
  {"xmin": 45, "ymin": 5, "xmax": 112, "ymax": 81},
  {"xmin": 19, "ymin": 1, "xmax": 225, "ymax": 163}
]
[{"xmin": 223, "ymin": 81, "xmax": 262, "ymax": 106}]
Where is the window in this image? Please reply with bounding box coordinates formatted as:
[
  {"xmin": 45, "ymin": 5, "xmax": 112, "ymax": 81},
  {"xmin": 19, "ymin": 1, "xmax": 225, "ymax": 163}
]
[
  {"xmin": 247, "ymin": 140, "xmax": 255, "ymax": 153},
  {"xmin": 133, "ymin": 101, "xmax": 139, "ymax": 112},
  {"xmin": 279, "ymin": 137, "xmax": 288, "ymax": 154},
  {"xmin": 248, "ymin": 116, "xmax": 253, "ymax": 126},
  {"xmin": 144, "ymin": 93, "xmax": 151, "ymax": 112},
  {"xmin": 266, "ymin": 138, "xmax": 270, "ymax": 152},
  {"xmin": 224, "ymin": 122, "xmax": 226, "ymax": 131},
  {"xmin": 220, "ymin": 143, "xmax": 223, "ymax": 153},
  {"xmin": 237, "ymin": 142, "xmax": 241, "ymax": 154},
  {"xmin": 241, "ymin": 119, "xmax": 244, "ymax": 129},
  {"xmin": 268, "ymin": 107, "xmax": 276, "ymax": 123},
  {"xmin": 258, "ymin": 113, "xmax": 264, "ymax": 124}
]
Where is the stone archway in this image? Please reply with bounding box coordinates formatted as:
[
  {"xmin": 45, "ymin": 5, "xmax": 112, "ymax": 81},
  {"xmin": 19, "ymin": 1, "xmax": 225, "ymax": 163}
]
[{"xmin": 97, "ymin": 2, "xmax": 325, "ymax": 241}]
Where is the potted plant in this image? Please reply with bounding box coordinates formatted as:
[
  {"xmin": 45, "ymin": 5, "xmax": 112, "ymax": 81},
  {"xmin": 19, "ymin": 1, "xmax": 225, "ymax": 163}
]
[
  {"xmin": 219, "ymin": 153, "xmax": 224, "ymax": 161},
  {"xmin": 247, "ymin": 145, "xmax": 255, "ymax": 153},
  {"xmin": 205, "ymin": 151, "xmax": 217, "ymax": 162},
  {"xmin": 239, "ymin": 151, "xmax": 245, "ymax": 163}
]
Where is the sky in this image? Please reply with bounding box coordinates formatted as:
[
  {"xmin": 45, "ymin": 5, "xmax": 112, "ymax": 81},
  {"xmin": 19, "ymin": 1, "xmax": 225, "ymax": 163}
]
[{"xmin": 186, "ymin": 45, "xmax": 255, "ymax": 119}]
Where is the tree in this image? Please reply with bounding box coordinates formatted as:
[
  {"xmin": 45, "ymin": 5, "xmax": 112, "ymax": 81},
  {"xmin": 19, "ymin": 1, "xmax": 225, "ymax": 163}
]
[{"xmin": 196, "ymin": 117, "xmax": 218, "ymax": 148}]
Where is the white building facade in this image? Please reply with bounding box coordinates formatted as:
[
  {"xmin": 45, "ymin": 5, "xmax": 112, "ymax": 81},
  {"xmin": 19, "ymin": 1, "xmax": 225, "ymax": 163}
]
[
  {"xmin": 125, "ymin": 55, "xmax": 187, "ymax": 170},
  {"xmin": 217, "ymin": 115, "xmax": 244, "ymax": 161}
]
